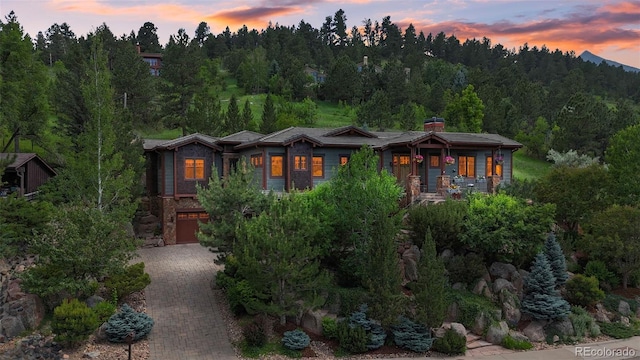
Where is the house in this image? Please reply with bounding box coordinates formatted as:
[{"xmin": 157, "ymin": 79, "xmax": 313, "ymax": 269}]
[
  {"xmin": 136, "ymin": 43, "xmax": 162, "ymax": 76},
  {"xmin": 357, "ymin": 56, "xmax": 382, "ymax": 73},
  {"xmin": 0, "ymin": 153, "xmax": 57, "ymax": 200},
  {"xmin": 143, "ymin": 120, "xmax": 522, "ymax": 244},
  {"xmin": 304, "ymin": 66, "xmax": 327, "ymax": 83}
]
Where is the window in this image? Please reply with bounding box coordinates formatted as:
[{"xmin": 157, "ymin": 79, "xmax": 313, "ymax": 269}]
[
  {"xmin": 312, "ymin": 156, "xmax": 324, "ymax": 177},
  {"xmin": 294, "ymin": 155, "xmax": 307, "ymax": 170},
  {"xmin": 429, "ymin": 155, "xmax": 440, "ymax": 168},
  {"xmin": 486, "ymin": 156, "xmax": 503, "ymax": 177},
  {"xmin": 185, "ymin": 159, "xmax": 205, "ymax": 180},
  {"xmin": 271, "ymin": 155, "xmax": 283, "ymax": 177},
  {"xmin": 458, "ymin": 156, "xmax": 475, "ymax": 177},
  {"xmin": 393, "ymin": 155, "xmax": 411, "ymax": 166},
  {"xmin": 250, "ymin": 154, "xmax": 263, "ymax": 167},
  {"xmin": 339, "ymin": 155, "xmax": 349, "ymax": 166}
]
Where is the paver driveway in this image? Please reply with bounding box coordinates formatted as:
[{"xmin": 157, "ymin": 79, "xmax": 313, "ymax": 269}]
[{"xmin": 138, "ymin": 244, "xmax": 236, "ymax": 360}]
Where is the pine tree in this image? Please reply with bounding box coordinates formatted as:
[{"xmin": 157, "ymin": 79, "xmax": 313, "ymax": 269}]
[
  {"xmin": 241, "ymin": 98, "xmax": 253, "ymax": 131},
  {"xmin": 225, "ymin": 93, "xmax": 241, "ymax": 133},
  {"xmin": 521, "ymin": 252, "xmax": 570, "ymax": 320},
  {"xmin": 260, "ymin": 93, "xmax": 277, "ymax": 134},
  {"xmin": 543, "ymin": 233, "xmax": 568, "ymax": 287},
  {"xmin": 413, "ymin": 228, "xmax": 449, "ymax": 329}
]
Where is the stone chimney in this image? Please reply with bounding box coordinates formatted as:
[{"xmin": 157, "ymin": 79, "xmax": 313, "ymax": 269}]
[
  {"xmin": 363, "ymin": 55, "xmax": 368, "ymax": 66},
  {"xmin": 424, "ymin": 117, "xmax": 445, "ymax": 132},
  {"xmin": 136, "ymin": 42, "xmax": 141, "ymax": 54}
]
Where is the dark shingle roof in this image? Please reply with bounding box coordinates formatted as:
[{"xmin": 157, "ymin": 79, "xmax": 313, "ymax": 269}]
[
  {"xmin": 143, "ymin": 133, "xmax": 220, "ymax": 151},
  {"xmin": 0, "ymin": 153, "xmax": 57, "ymax": 175}
]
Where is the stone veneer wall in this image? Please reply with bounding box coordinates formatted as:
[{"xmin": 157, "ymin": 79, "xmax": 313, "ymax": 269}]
[
  {"xmin": 161, "ymin": 197, "xmax": 203, "ymax": 245},
  {"xmin": 488, "ymin": 175, "xmax": 501, "ymax": 194}
]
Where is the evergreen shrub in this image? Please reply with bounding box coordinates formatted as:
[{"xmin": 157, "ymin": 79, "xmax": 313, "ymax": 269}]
[
  {"xmin": 569, "ymin": 306, "xmax": 600, "ymax": 338},
  {"xmin": 227, "ymin": 280, "xmax": 261, "ymax": 315},
  {"xmin": 242, "ymin": 320, "xmax": 267, "ymax": 347},
  {"xmin": 322, "ymin": 316, "xmax": 338, "ymax": 339},
  {"xmin": 104, "ymin": 304, "xmax": 154, "ymax": 343},
  {"xmin": 391, "ymin": 316, "xmax": 434, "ymax": 352},
  {"xmin": 603, "ymin": 294, "xmax": 638, "ymax": 314},
  {"xmin": 347, "ymin": 305, "xmax": 386, "ymax": 350},
  {"xmin": 446, "ymin": 253, "xmax": 486, "ymax": 286},
  {"xmin": 336, "ymin": 320, "xmax": 368, "ymax": 354},
  {"xmin": 450, "ymin": 291, "xmax": 499, "ymax": 329},
  {"xmin": 521, "ymin": 252, "xmax": 570, "ymax": 320},
  {"xmin": 501, "ymin": 335, "xmax": 533, "ymax": 350},
  {"xmin": 105, "ymin": 262, "xmax": 151, "ymax": 300},
  {"xmin": 584, "ymin": 260, "xmax": 618, "ymax": 289},
  {"xmin": 565, "ymin": 275, "xmax": 605, "ymax": 307},
  {"xmin": 598, "ymin": 322, "xmax": 640, "ymax": 339},
  {"xmin": 543, "ymin": 233, "xmax": 568, "ymax": 287},
  {"xmin": 52, "ymin": 299, "xmax": 99, "ymax": 347},
  {"xmin": 431, "ymin": 328, "xmax": 466, "ymax": 355},
  {"xmin": 281, "ymin": 329, "xmax": 311, "ymax": 350},
  {"xmin": 93, "ymin": 301, "xmax": 117, "ymax": 324}
]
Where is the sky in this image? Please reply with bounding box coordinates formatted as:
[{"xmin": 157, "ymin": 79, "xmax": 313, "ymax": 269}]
[{"xmin": 2, "ymin": 0, "xmax": 639, "ymax": 68}]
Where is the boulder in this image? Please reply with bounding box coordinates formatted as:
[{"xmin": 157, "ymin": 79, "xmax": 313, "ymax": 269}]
[
  {"xmin": 14, "ymin": 294, "xmax": 45, "ymax": 330},
  {"xmin": 618, "ymin": 300, "xmax": 632, "ymax": 316},
  {"xmin": 403, "ymin": 258, "xmax": 418, "ymax": 282},
  {"xmin": 594, "ymin": 304, "xmax": 613, "ymax": 323},
  {"xmin": 523, "ymin": 320, "xmax": 546, "ymax": 342},
  {"xmin": 94, "ymin": 323, "xmax": 108, "ymax": 341},
  {"xmin": 450, "ymin": 322, "xmax": 467, "ymax": 338},
  {"xmin": 493, "ymin": 278, "xmax": 516, "ymax": 294},
  {"xmin": 445, "ymin": 302, "xmax": 459, "ymax": 323},
  {"xmin": 440, "ymin": 249, "xmax": 453, "ymax": 261},
  {"xmin": 6, "ymin": 279, "xmax": 25, "ymax": 302},
  {"xmin": 508, "ymin": 330, "xmax": 530, "ymax": 343},
  {"xmin": 434, "ymin": 322, "xmax": 466, "ymax": 338},
  {"xmin": 489, "ymin": 262, "xmax": 516, "ymax": 280},
  {"xmin": 1, "ymin": 316, "xmax": 26, "ymax": 339},
  {"xmin": 502, "ymin": 300, "xmax": 521, "ymax": 328},
  {"xmin": 301, "ymin": 309, "xmax": 330, "ymax": 335},
  {"xmin": 85, "ymin": 295, "xmax": 105, "ymax": 309},
  {"xmin": 139, "ymin": 214, "xmax": 158, "ymax": 225},
  {"xmin": 510, "ymin": 270, "xmax": 524, "ymax": 298},
  {"xmin": 472, "ymin": 278, "xmax": 492, "ymax": 299},
  {"xmin": 485, "ymin": 321, "xmax": 509, "ymax": 345},
  {"xmin": 620, "ymin": 316, "xmax": 630, "ymax": 327},
  {"xmin": 452, "ymin": 282, "xmax": 466, "ymax": 290},
  {"xmin": 471, "ymin": 312, "xmax": 490, "ymax": 336},
  {"xmin": 545, "ymin": 318, "xmax": 574, "ymax": 337}
]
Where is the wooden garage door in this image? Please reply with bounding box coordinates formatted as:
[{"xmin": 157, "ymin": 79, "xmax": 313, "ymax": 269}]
[{"xmin": 176, "ymin": 212, "xmax": 209, "ymax": 244}]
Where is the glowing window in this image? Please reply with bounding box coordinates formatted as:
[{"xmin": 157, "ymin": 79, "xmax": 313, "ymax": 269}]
[
  {"xmin": 312, "ymin": 156, "xmax": 323, "ymax": 177},
  {"xmin": 294, "ymin": 155, "xmax": 307, "ymax": 170},
  {"xmin": 458, "ymin": 156, "xmax": 475, "ymax": 177},
  {"xmin": 271, "ymin": 155, "xmax": 283, "ymax": 177},
  {"xmin": 185, "ymin": 159, "xmax": 205, "ymax": 180},
  {"xmin": 429, "ymin": 155, "xmax": 440, "ymax": 168},
  {"xmin": 250, "ymin": 154, "xmax": 263, "ymax": 167}
]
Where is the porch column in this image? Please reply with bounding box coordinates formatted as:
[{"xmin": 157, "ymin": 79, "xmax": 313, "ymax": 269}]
[
  {"xmin": 488, "ymin": 175, "xmax": 501, "ymax": 194},
  {"xmin": 436, "ymin": 175, "xmax": 450, "ymax": 196},
  {"xmin": 408, "ymin": 175, "xmax": 421, "ymax": 204}
]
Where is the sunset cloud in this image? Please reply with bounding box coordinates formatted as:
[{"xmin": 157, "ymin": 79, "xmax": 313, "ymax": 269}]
[{"xmin": 5, "ymin": 0, "xmax": 638, "ymax": 67}]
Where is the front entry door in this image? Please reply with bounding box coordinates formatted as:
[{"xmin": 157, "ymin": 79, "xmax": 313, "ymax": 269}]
[
  {"xmin": 392, "ymin": 154, "xmax": 411, "ymax": 185},
  {"xmin": 289, "ymin": 142, "xmax": 312, "ymax": 190}
]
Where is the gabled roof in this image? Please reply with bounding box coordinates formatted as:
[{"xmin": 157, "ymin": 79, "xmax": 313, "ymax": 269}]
[
  {"xmin": 217, "ymin": 130, "xmax": 264, "ymax": 145},
  {"xmin": 0, "ymin": 153, "xmax": 57, "ymax": 175},
  {"xmin": 324, "ymin": 125, "xmax": 378, "ymax": 138},
  {"xmin": 143, "ymin": 133, "xmax": 221, "ymax": 151}
]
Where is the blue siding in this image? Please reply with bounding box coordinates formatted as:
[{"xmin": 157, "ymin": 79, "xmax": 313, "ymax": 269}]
[
  {"xmin": 164, "ymin": 152, "xmax": 174, "ymax": 195},
  {"xmin": 264, "ymin": 147, "xmax": 286, "ymax": 191},
  {"xmin": 311, "ymin": 148, "xmax": 357, "ymax": 187}
]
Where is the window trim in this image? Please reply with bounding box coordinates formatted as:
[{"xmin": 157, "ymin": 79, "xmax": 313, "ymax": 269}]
[
  {"xmin": 184, "ymin": 158, "xmax": 206, "ymax": 180},
  {"xmin": 312, "ymin": 155, "xmax": 324, "ymax": 178},
  {"xmin": 429, "ymin": 154, "xmax": 440, "ymax": 168},
  {"xmin": 293, "ymin": 155, "xmax": 308, "ymax": 171},
  {"xmin": 457, "ymin": 155, "xmax": 476, "ymax": 178},
  {"xmin": 250, "ymin": 154, "xmax": 263, "ymax": 168},
  {"xmin": 270, "ymin": 154, "xmax": 284, "ymax": 178}
]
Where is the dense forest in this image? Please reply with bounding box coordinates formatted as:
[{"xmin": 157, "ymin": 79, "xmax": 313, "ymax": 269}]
[{"xmin": 1, "ymin": 8, "xmax": 639, "ymax": 166}]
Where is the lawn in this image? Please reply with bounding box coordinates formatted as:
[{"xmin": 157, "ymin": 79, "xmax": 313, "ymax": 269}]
[{"xmin": 512, "ymin": 151, "xmax": 551, "ymax": 181}]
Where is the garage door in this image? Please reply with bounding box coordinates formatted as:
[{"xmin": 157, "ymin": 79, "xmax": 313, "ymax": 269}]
[{"xmin": 176, "ymin": 212, "xmax": 209, "ymax": 244}]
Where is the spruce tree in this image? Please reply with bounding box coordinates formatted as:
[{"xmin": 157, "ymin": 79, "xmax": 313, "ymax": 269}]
[
  {"xmin": 414, "ymin": 228, "xmax": 449, "ymax": 329},
  {"xmin": 261, "ymin": 93, "xmax": 277, "ymax": 134},
  {"xmin": 543, "ymin": 233, "xmax": 568, "ymax": 287},
  {"xmin": 225, "ymin": 94, "xmax": 241, "ymax": 133},
  {"xmin": 241, "ymin": 98, "xmax": 253, "ymax": 131},
  {"xmin": 521, "ymin": 252, "xmax": 570, "ymax": 320}
]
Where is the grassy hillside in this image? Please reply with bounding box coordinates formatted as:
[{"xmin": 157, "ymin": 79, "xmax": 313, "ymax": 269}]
[{"xmin": 512, "ymin": 151, "xmax": 551, "ymax": 181}]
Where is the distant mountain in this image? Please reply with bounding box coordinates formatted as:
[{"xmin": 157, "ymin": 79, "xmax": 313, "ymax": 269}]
[{"xmin": 579, "ymin": 51, "xmax": 640, "ymax": 73}]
